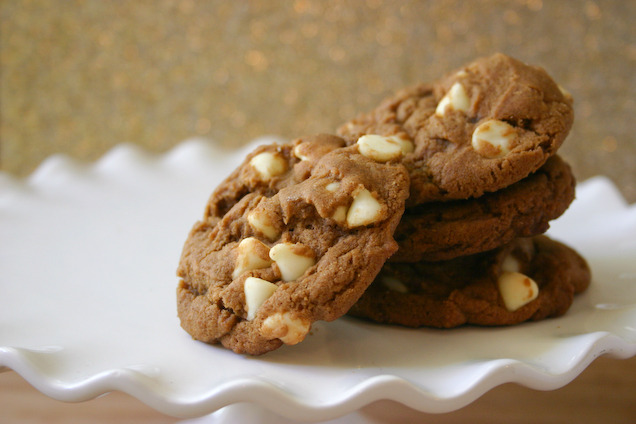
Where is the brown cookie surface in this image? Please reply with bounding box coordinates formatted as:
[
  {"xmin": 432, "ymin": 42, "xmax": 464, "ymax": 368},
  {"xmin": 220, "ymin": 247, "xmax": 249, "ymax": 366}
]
[
  {"xmin": 206, "ymin": 133, "xmax": 345, "ymax": 218},
  {"xmin": 348, "ymin": 235, "xmax": 591, "ymax": 328},
  {"xmin": 338, "ymin": 53, "xmax": 574, "ymax": 205},
  {"xmin": 393, "ymin": 155, "xmax": 575, "ymax": 262},
  {"xmin": 177, "ymin": 143, "xmax": 409, "ymax": 355}
]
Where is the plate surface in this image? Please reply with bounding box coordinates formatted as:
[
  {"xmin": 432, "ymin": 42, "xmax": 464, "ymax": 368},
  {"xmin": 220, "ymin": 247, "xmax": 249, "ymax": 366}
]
[{"xmin": 1, "ymin": 139, "xmax": 635, "ymax": 421}]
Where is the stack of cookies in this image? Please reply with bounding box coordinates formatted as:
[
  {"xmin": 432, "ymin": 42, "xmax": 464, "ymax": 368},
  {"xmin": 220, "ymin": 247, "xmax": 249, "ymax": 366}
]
[
  {"xmin": 176, "ymin": 54, "xmax": 590, "ymax": 355},
  {"xmin": 338, "ymin": 54, "xmax": 591, "ymax": 329}
]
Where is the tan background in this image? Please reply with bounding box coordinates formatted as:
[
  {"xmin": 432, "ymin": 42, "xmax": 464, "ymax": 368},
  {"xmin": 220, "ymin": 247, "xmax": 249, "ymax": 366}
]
[
  {"xmin": 1, "ymin": 0, "xmax": 635, "ymax": 202},
  {"xmin": 1, "ymin": 0, "xmax": 635, "ymax": 422}
]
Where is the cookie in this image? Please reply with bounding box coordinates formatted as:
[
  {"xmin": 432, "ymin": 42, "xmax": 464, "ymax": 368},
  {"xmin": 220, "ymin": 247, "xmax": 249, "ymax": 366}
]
[
  {"xmin": 348, "ymin": 235, "xmax": 591, "ymax": 328},
  {"xmin": 392, "ymin": 155, "xmax": 575, "ymax": 262},
  {"xmin": 177, "ymin": 143, "xmax": 410, "ymax": 355},
  {"xmin": 206, "ymin": 133, "xmax": 345, "ymax": 218},
  {"xmin": 338, "ymin": 53, "xmax": 574, "ymax": 205}
]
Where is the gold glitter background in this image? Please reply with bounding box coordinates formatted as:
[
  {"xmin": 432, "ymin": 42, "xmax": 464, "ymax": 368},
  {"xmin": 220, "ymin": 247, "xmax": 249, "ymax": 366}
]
[{"xmin": 1, "ymin": 0, "xmax": 635, "ymax": 201}]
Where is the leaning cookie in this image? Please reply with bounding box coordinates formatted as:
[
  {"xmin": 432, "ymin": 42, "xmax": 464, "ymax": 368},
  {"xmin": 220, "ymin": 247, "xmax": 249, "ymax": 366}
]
[
  {"xmin": 392, "ymin": 155, "xmax": 575, "ymax": 262},
  {"xmin": 348, "ymin": 236, "xmax": 591, "ymax": 328},
  {"xmin": 338, "ymin": 53, "xmax": 574, "ymax": 205},
  {"xmin": 177, "ymin": 144, "xmax": 409, "ymax": 355}
]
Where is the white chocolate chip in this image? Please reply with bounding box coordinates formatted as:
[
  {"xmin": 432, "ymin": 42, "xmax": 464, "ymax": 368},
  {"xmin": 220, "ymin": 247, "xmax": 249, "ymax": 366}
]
[
  {"xmin": 356, "ymin": 134, "xmax": 405, "ymax": 162},
  {"xmin": 269, "ymin": 242, "xmax": 316, "ymax": 281},
  {"xmin": 247, "ymin": 210, "xmax": 280, "ymax": 241},
  {"xmin": 326, "ymin": 181, "xmax": 347, "ymax": 225},
  {"xmin": 244, "ymin": 277, "xmax": 278, "ymax": 321},
  {"xmin": 380, "ymin": 275, "xmax": 409, "ymax": 294},
  {"xmin": 332, "ymin": 205, "xmax": 348, "ymax": 225},
  {"xmin": 501, "ymin": 254, "xmax": 521, "ymax": 273},
  {"xmin": 261, "ymin": 312, "xmax": 310, "ymax": 345},
  {"xmin": 292, "ymin": 144, "xmax": 309, "ymax": 161},
  {"xmin": 346, "ymin": 187, "xmax": 385, "ymax": 228},
  {"xmin": 497, "ymin": 271, "xmax": 539, "ymax": 312},
  {"xmin": 471, "ymin": 120, "xmax": 516, "ymax": 158},
  {"xmin": 558, "ymin": 84, "xmax": 572, "ymax": 99},
  {"xmin": 395, "ymin": 134, "xmax": 415, "ymax": 155},
  {"xmin": 232, "ymin": 237, "xmax": 272, "ymax": 279},
  {"xmin": 325, "ymin": 181, "xmax": 341, "ymax": 192},
  {"xmin": 435, "ymin": 82, "xmax": 470, "ymax": 116},
  {"xmin": 249, "ymin": 152, "xmax": 288, "ymax": 181}
]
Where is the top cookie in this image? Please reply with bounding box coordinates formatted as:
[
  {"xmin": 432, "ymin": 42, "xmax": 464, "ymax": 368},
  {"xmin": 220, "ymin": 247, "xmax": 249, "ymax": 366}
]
[
  {"xmin": 338, "ymin": 53, "xmax": 574, "ymax": 205},
  {"xmin": 177, "ymin": 143, "xmax": 409, "ymax": 355}
]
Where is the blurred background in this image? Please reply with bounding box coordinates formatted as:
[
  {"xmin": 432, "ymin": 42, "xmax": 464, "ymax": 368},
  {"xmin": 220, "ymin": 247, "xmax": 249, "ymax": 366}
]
[
  {"xmin": 1, "ymin": 0, "xmax": 635, "ymax": 201},
  {"xmin": 1, "ymin": 2, "xmax": 635, "ymax": 422}
]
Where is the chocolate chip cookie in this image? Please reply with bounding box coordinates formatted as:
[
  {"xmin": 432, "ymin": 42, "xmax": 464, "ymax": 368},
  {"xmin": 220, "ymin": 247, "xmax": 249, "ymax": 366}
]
[
  {"xmin": 338, "ymin": 53, "xmax": 574, "ymax": 205},
  {"xmin": 348, "ymin": 235, "xmax": 591, "ymax": 328},
  {"xmin": 392, "ymin": 155, "xmax": 575, "ymax": 262},
  {"xmin": 177, "ymin": 142, "xmax": 409, "ymax": 355}
]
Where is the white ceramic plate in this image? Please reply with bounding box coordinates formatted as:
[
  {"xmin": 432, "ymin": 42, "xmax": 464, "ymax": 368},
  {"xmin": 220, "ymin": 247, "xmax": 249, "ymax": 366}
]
[{"xmin": 1, "ymin": 139, "xmax": 635, "ymax": 422}]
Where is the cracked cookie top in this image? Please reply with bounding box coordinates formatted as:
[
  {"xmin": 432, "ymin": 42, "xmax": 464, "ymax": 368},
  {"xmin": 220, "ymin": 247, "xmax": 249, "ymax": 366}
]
[{"xmin": 205, "ymin": 133, "xmax": 346, "ymax": 218}]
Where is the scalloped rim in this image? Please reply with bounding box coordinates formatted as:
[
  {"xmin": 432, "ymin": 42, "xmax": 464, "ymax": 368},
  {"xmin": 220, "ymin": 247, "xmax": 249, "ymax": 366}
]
[
  {"xmin": 1, "ymin": 140, "xmax": 635, "ymax": 420},
  {"xmin": 2, "ymin": 332, "xmax": 635, "ymax": 420}
]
